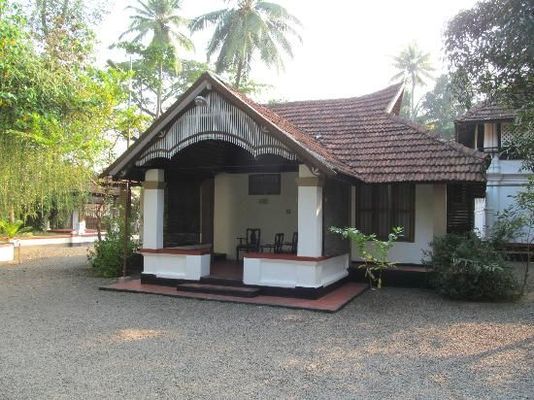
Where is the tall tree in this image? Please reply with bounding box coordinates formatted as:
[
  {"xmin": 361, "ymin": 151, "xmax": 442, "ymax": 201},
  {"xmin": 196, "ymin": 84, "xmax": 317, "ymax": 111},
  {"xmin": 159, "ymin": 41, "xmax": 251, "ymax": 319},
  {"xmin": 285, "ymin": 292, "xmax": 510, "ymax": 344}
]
[
  {"xmin": 419, "ymin": 75, "xmax": 467, "ymax": 138},
  {"xmin": 120, "ymin": 0, "xmax": 194, "ymax": 117},
  {"xmin": 0, "ymin": 0, "xmax": 127, "ymax": 220},
  {"xmin": 445, "ymin": 0, "xmax": 533, "ymax": 171},
  {"xmin": 29, "ymin": 0, "xmax": 105, "ymax": 65},
  {"xmin": 190, "ymin": 0, "xmax": 302, "ymax": 89},
  {"xmin": 391, "ymin": 43, "xmax": 434, "ymax": 120}
]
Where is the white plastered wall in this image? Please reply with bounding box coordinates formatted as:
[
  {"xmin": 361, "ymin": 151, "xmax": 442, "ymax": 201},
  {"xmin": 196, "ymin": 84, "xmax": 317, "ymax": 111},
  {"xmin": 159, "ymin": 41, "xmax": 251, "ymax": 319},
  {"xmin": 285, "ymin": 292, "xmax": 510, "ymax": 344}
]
[
  {"xmin": 213, "ymin": 172, "xmax": 298, "ymax": 259},
  {"xmin": 351, "ymin": 184, "xmax": 447, "ymax": 265}
]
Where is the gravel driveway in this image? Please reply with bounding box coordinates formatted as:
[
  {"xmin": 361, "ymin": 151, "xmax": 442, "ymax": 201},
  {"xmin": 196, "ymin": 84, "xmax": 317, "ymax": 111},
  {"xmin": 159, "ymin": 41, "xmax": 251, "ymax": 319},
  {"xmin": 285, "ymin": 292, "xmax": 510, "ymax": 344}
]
[{"xmin": 0, "ymin": 246, "xmax": 532, "ymax": 399}]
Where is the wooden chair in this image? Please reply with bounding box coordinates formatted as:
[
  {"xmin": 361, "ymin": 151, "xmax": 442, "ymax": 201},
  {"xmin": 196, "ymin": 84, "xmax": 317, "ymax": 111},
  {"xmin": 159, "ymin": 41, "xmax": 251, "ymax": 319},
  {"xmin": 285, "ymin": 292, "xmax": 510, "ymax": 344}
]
[
  {"xmin": 236, "ymin": 228, "xmax": 261, "ymax": 260},
  {"xmin": 260, "ymin": 233, "xmax": 284, "ymax": 253},
  {"xmin": 282, "ymin": 232, "xmax": 298, "ymax": 254}
]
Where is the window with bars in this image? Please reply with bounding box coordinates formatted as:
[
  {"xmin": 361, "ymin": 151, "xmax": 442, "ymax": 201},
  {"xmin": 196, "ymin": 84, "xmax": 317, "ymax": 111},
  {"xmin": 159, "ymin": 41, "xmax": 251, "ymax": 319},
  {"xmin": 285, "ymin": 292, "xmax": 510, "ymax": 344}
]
[
  {"xmin": 355, "ymin": 183, "xmax": 415, "ymax": 242},
  {"xmin": 248, "ymin": 174, "xmax": 281, "ymax": 195}
]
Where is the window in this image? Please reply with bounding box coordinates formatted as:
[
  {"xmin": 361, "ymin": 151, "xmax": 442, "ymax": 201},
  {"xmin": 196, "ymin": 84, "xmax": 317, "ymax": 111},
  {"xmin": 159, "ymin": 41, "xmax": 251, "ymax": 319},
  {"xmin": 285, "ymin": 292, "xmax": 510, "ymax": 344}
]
[
  {"xmin": 355, "ymin": 183, "xmax": 415, "ymax": 241},
  {"xmin": 248, "ymin": 174, "xmax": 281, "ymax": 195}
]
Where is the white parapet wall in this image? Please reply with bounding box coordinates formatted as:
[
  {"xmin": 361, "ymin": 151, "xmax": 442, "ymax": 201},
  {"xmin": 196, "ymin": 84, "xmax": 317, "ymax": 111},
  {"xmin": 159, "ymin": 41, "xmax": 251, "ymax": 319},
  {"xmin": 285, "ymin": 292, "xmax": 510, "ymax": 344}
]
[
  {"xmin": 17, "ymin": 234, "xmax": 102, "ymax": 247},
  {"xmin": 0, "ymin": 243, "xmax": 14, "ymax": 262},
  {"xmin": 141, "ymin": 250, "xmax": 211, "ymax": 281},
  {"xmin": 243, "ymin": 253, "xmax": 349, "ymax": 288}
]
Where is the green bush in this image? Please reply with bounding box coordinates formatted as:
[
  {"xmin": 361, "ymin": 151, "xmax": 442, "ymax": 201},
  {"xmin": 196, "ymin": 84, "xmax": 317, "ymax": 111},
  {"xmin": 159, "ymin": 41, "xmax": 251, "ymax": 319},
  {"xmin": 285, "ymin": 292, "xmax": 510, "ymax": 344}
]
[
  {"xmin": 88, "ymin": 231, "xmax": 138, "ymax": 278},
  {"xmin": 425, "ymin": 232, "xmax": 519, "ymax": 301}
]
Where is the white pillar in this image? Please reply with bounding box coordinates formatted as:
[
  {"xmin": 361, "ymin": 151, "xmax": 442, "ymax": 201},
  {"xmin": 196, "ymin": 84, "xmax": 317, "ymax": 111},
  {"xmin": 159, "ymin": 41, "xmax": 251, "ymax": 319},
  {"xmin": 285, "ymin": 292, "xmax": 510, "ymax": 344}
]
[
  {"xmin": 143, "ymin": 169, "xmax": 165, "ymax": 249},
  {"xmin": 297, "ymin": 165, "xmax": 323, "ymax": 257},
  {"xmin": 71, "ymin": 210, "xmax": 86, "ymax": 235},
  {"xmin": 485, "ymin": 154, "xmax": 501, "ymax": 231},
  {"xmin": 71, "ymin": 210, "xmax": 79, "ymax": 231}
]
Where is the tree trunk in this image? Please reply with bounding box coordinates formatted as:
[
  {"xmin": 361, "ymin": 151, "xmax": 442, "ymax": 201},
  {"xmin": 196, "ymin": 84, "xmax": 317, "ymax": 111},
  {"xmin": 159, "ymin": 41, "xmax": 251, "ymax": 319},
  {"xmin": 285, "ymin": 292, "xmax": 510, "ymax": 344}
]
[
  {"xmin": 235, "ymin": 58, "xmax": 244, "ymax": 89},
  {"xmin": 156, "ymin": 61, "xmax": 163, "ymax": 118},
  {"xmin": 411, "ymin": 76, "xmax": 416, "ymax": 121},
  {"xmin": 520, "ymin": 229, "xmax": 532, "ymax": 296}
]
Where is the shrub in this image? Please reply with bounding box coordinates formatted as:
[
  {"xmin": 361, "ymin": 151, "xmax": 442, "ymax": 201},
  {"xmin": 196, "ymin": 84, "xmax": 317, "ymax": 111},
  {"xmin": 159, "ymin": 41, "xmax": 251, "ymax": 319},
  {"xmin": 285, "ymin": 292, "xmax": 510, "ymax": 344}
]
[
  {"xmin": 425, "ymin": 232, "xmax": 519, "ymax": 301},
  {"xmin": 88, "ymin": 230, "xmax": 138, "ymax": 278},
  {"xmin": 330, "ymin": 226, "xmax": 403, "ymax": 288}
]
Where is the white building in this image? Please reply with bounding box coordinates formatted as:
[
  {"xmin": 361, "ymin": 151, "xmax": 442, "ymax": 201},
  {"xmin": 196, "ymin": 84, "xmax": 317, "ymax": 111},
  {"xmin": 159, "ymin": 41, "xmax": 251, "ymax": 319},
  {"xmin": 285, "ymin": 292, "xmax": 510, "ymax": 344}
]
[{"xmin": 455, "ymin": 103, "xmax": 531, "ymax": 242}]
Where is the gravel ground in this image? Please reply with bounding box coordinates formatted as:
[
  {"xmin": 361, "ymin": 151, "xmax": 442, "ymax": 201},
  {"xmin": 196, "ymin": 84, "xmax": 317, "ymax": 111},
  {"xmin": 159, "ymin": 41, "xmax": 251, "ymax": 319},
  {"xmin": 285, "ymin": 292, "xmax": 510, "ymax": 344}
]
[{"xmin": 0, "ymin": 246, "xmax": 533, "ymax": 400}]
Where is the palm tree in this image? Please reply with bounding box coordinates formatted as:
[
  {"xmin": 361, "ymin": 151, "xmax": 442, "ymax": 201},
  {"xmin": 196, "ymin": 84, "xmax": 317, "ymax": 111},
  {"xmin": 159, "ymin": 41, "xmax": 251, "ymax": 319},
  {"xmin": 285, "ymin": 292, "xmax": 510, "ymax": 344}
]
[
  {"xmin": 190, "ymin": 0, "xmax": 302, "ymax": 89},
  {"xmin": 120, "ymin": 0, "xmax": 194, "ymax": 116},
  {"xmin": 392, "ymin": 43, "xmax": 434, "ymax": 120}
]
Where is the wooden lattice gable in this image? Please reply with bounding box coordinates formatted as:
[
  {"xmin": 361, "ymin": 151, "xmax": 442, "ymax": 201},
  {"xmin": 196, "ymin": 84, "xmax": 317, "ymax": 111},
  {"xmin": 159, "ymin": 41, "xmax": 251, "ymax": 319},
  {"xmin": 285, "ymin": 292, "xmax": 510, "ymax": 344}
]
[
  {"xmin": 102, "ymin": 72, "xmax": 339, "ymax": 179},
  {"xmin": 135, "ymin": 91, "xmax": 297, "ymax": 166}
]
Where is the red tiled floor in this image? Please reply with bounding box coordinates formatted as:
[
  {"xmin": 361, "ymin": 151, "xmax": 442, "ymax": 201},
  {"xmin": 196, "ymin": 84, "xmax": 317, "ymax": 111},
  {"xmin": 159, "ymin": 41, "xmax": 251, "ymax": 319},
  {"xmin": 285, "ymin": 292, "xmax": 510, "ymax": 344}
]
[
  {"xmin": 100, "ymin": 280, "xmax": 368, "ymax": 312},
  {"xmin": 209, "ymin": 260, "xmax": 243, "ymax": 280}
]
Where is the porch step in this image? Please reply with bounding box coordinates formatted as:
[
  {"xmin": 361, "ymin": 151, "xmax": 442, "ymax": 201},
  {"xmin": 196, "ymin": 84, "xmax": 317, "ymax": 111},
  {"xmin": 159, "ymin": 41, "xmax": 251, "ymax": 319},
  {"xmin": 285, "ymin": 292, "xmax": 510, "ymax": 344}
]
[
  {"xmin": 200, "ymin": 275, "xmax": 244, "ymax": 286},
  {"xmin": 176, "ymin": 282, "xmax": 260, "ymax": 298}
]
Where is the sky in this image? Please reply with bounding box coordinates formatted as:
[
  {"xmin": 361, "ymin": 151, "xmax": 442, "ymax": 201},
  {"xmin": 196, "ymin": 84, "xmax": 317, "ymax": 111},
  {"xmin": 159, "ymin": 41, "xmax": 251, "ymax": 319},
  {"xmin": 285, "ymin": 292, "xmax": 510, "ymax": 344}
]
[{"xmin": 96, "ymin": 0, "xmax": 478, "ymax": 102}]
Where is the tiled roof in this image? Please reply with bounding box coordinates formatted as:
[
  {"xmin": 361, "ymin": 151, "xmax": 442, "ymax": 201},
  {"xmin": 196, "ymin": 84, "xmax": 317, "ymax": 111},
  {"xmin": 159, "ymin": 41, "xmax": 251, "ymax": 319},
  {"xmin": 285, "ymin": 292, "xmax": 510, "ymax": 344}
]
[
  {"xmin": 103, "ymin": 72, "xmax": 488, "ymax": 183},
  {"xmin": 268, "ymin": 86, "xmax": 488, "ymax": 183},
  {"xmin": 456, "ymin": 102, "xmax": 516, "ymax": 122},
  {"xmin": 218, "ymin": 80, "xmax": 355, "ymax": 175}
]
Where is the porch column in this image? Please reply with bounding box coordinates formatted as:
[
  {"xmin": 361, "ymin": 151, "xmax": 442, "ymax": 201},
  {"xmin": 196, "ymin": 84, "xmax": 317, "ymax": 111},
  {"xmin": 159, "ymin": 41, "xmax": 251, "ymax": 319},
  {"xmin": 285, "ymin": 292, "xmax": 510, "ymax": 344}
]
[
  {"xmin": 297, "ymin": 165, "xmax": 323, "ymax": 257},
  {"xmin": 71, "ymin": 210, "xmax": 86, "ymax": 235},
  {"xmin": 142, "ymin": 169, "xmax": 165, "ymax": 249}
]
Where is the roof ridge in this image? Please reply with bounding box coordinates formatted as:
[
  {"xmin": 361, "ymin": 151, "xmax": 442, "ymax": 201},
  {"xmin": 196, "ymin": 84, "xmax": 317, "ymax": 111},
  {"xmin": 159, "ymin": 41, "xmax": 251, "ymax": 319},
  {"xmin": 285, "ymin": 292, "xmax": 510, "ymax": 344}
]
[{"xmin": 268, "ymin": 82, "xmax": 404, "ymax": 107}]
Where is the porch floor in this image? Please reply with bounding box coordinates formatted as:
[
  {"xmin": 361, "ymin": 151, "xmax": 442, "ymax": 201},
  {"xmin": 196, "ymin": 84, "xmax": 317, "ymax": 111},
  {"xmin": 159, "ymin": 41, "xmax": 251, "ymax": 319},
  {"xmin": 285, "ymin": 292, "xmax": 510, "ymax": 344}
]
[
  {"xmin": 207, "ymin": 260, "xmax": 243, "ymax": 281},
  {"xmin": 100, "ymin": 280, "xmax": 368, "ymax": 313}
]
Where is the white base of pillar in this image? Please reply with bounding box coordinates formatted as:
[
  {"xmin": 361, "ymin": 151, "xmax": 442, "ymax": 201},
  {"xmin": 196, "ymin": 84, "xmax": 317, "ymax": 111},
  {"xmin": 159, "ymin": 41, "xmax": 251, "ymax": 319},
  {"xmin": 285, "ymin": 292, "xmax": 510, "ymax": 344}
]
[
  {"xmin": 0, "ymin": 243, "xmax": 14, "ymax": 262},
  {"xmin": 243, "ymin": 254, "xmax": 349, "ymax": 288},
  {"xmin": 142, "ymin": 252, "xmax": 210, "ymax": 280}
]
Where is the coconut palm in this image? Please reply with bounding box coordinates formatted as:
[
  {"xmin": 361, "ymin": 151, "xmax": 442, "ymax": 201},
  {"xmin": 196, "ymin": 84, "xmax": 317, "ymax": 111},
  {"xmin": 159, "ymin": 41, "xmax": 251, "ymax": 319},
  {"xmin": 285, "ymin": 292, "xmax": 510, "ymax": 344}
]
[
  {"xmin": 392, "ymin": 43, "xmax": 434, "ymax": 120},
  {"xmin": 120, "ymin": 0, "xmax": 194, "ymax": 116},
  {"xmin": 190, "ymin": 0, "xmax": 302, "ymax": 89}
]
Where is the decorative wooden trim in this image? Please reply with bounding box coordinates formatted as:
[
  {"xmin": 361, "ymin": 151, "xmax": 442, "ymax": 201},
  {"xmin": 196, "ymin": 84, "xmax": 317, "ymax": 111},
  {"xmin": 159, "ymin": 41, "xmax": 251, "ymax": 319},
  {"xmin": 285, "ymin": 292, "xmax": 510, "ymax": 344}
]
[
  {"xmin": 140, "ymin": 247, "xmax": 211, "ymax": 255},
  {"xmin": 143, "ymin": 181, "xmax": 166, "ymax": 190},
  {"xmin": 296, "ymin": 176, "xmax": 323, "ymax": 187},
  {"xmin": 136, "ymin": 91, "xmax": 297, "ymax": 166},
  {"xmin": 243, "ymin": 252, "xmax": 335, "ymax": 262}
]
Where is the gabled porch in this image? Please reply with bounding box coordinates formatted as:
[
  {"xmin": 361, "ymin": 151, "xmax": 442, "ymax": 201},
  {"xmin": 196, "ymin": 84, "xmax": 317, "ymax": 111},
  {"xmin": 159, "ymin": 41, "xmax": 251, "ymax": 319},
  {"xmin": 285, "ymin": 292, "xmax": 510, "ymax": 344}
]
[
  {"xmin": 130, "ymin": 88, "xmax": 350, "ymax": 298},
  {"xmin": 138, "ymin": 144, "xmax": 350, "ymax": 297}
]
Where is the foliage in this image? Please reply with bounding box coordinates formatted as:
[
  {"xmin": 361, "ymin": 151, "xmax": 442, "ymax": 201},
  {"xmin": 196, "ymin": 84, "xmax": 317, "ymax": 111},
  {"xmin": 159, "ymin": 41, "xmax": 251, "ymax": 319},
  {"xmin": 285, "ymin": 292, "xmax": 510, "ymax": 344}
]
[
  {"xmin": 119, "ymin": 0, "xmax": 194, "ymax": 117},
  {"xmin": 445, "ymin": 0, "xmax": 533, "ymax": 109},
  {"xmin": 391, "ymin": 43, "xmax": 434, "ymax": 120},
  {"xmin": 190, "ymin": 0, "xmax": 302, "ymax": 88},
  {"xmin": 111, "ymin": 42, "xmax": 208, "ymax": 118},
  {"xmin": 330, "ymin": 226, "xmax": 403, "ymax": 288},
  {"xmin": 445, "ymin": 0, "xmax": 533, "ymax": 172},
  {"xmin": 88, "ymin": 230, "xmax": 138, "ymax": 277},
  {"xmin": 0, "ymin": 0, "xmax": 128, "ymax": 219},
  {"xmin": 0, "ymin": 220, "xmax": 32, "ymax": 242},
  {"xmin": 425, "ymin": 232, "xmax": 519, "ymax": 301},
  {"xmin": 419, "ymin": 75, "xmax": 467, "ymax": 138},
  {"xmin": 28, "ymin": 0, "xmax": 106, "ymax": 65}
]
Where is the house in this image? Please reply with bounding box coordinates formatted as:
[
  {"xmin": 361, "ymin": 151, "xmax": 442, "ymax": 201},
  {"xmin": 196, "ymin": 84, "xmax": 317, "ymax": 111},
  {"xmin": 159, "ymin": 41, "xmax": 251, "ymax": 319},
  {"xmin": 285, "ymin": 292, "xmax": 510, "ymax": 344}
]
[
  {"xmin": 103, "ymin": 72, "xmax": 487, "ymax": 297},
  {"xmin": 455, "ymin": 103, "xmax": 531, "ymax": 241}
]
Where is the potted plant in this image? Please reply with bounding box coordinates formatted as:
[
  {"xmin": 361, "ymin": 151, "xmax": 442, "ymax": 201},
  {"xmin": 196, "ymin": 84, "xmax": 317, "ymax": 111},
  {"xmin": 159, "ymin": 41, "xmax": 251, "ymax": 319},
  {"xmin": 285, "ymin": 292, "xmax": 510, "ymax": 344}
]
[{"xmin": 0, "ymin": 220, "xmax": 32, "ymax": 262}]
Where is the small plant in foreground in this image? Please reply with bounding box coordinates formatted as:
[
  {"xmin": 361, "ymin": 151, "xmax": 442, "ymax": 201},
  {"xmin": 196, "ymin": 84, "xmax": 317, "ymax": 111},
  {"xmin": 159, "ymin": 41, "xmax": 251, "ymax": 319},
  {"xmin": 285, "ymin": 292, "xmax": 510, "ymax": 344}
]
[
  {"xmin": 88, "ymin": 230, "xmax": 138, "ymax": 278},
  {"xmin": 330, "ymin": 226, "xmax": 403, "ymax": 288},
  {"xmin": 0, "ymin": 220, "xmax": 32, "ymax": 242}
]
